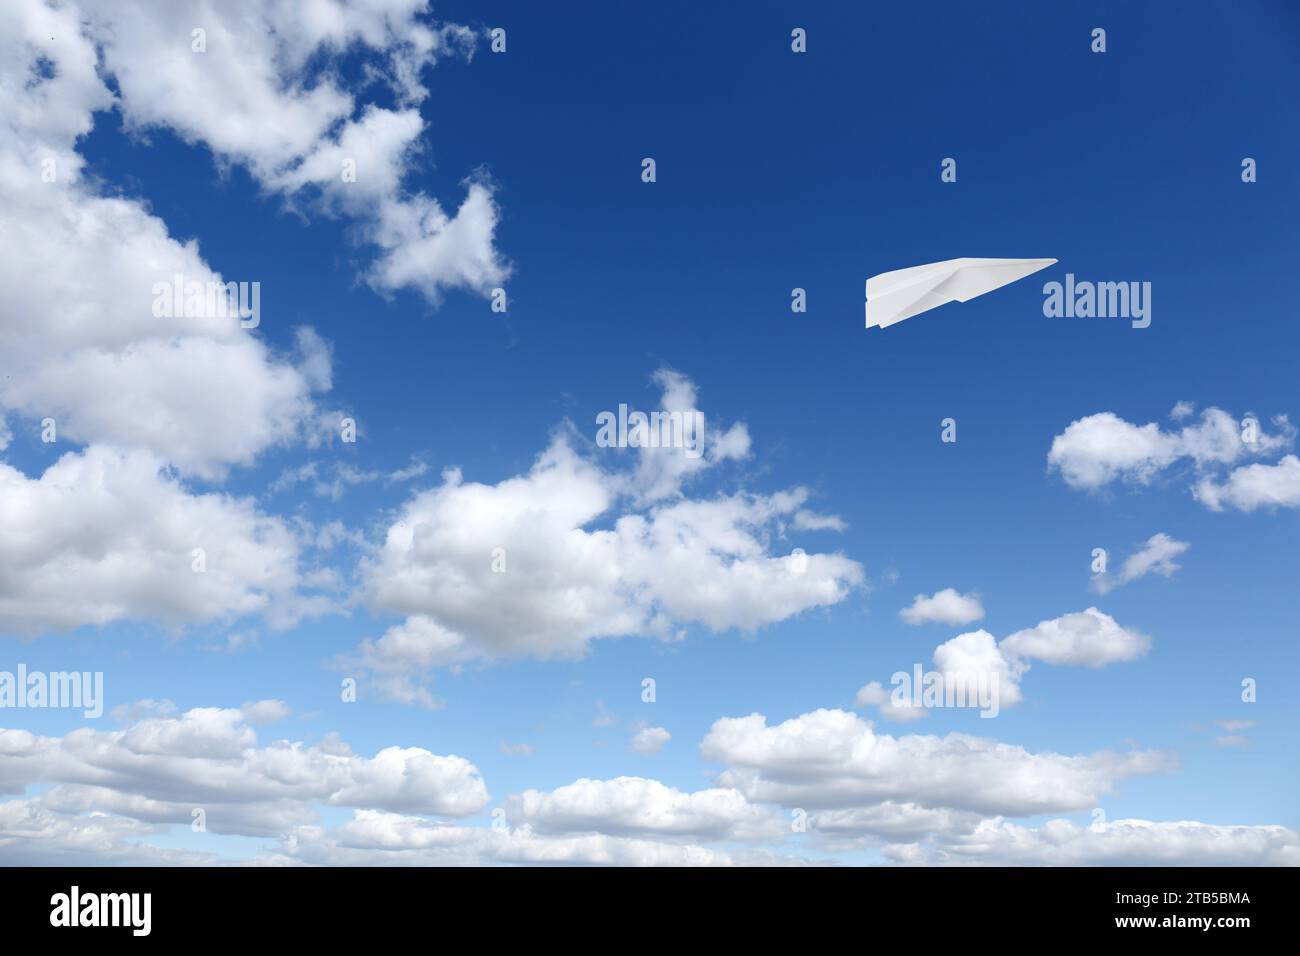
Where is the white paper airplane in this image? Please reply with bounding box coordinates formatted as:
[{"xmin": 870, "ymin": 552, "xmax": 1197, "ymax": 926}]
[{"xmin": 865, "ymin": 257, "xmax": 1057, "ymax": 329}]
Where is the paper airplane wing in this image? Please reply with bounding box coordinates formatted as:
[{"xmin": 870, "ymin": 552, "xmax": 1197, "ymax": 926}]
[{"xmin": 865, "ymin": 257, "xmax": 1056, "ymax": 329}]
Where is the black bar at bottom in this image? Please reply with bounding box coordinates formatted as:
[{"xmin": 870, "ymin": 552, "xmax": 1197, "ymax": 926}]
[{"xmin": 0, "ymin": 866, "xmax": 1288, "ymax": 941}]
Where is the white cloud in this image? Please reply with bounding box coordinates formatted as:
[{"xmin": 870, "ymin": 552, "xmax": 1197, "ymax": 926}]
[
  {"xmin": 272, "ymin": 461, "xmax": 384, "ymax": 502},
  {"xmin": 792, "ymin": 510, "xmax": 846, "ymax": 532},
  {"xmin": 702, "ymin": 708, "xmax": 1171, "ymax": 817},
  {"xmin": 346, "ymin": 616, "xmax": 475, "ymax": 709},
  {"xmin": 853, "ymin": 681, "xmax": 927, "ymax": 722},
  {"xmin": 0, "ymin": 181, "xmax": 327, "ymax": 478},
  {"xmin": 275, "ymin": 810, "xmax": 767, "ymax": 867},
  {"xmin": 353, "ymin": 616, "xmax": 480, "ymax": 671},
  {"xmin": 280, "ymin": 809, "xmax": 1299, "ymax": 867},
  {"xmin": 630, "ymin": 727, "xmax": 671, "ymax": 755},
  {"xmin": 1194, "ymin": 455, "xmax": 1300, "ymax": 512},
  {"xmin": 506, "ymin": 777, "xmax": 781, "ymax": 842},
  {"xmin": 360, "ymin": 440, "xmax": 635, "ymax": 662},
  {"xmin": 619, "ymin": 488, "xmax": 861, "ymax": 632},
  {"xmin": 0, "ymin": 1, "xmax": 338, "ymax": 478},
  {"xmin": 931, "ymin": 629, "xmax": 1028, "ymax": 709},
  {"xmin": 1, "ymin": 701, "xmax": 1289, "ymax": 867},
  {"xmin": 857, "ymin": 609, "xmax": 1147, "ymax": 721},
  {"xmin": 618, "ymin": 368, "xmax": 752, "ymax": 505},
  {"xmin": 887, "ymin": 817, "xmax": 1299, "ymax": 866},
  {"xmin": 0, "ymin": 706, "xmax": 489, "ymax": 836},
  {"xmin": 387, "ymin": 458, "xmax": 430, "ymax": 483},
  {"xmin": 1048, "ymin": 413, "xmax": 1177, "ymax": 489},
  {"xmin": 240, "ymin": 700, "xmax": 291, "ymax": 725},
  {"xmin": 110, "ymin": 699, "xmax": 178, "ymax": 723},
  {"xmin": 1001, "ymin": 608, "xmax": 1151, "ymax": 668},
  {"xmin": 856, "ymin": 629, "xmax": 1026, "ymax": 722},
  {"xmin": 900, "ymin": 588, "xmax": 985, "ymax": 626},
  {"xmin": 83, "ymin": 0, "xmax": 507, "ymax": 304},
  {"xmin": 0, "ymin": 0, "xmax": 508, "ymax": 492},
  {"xmin": 809, "ymin": 802, "xmax": 985, "ymax": 844},
  {"xmin": 1048, "ymin": 407, "xmax": 1292, "ymax": 493},
  {"xmin": 0, "ymin": 447, "xmax": 332, "ymax": 637},
  {"xmin": 0, "ymin": 797, "xmax": 217, "ymax": 866},
  {"xmin": 1092, "ymin": 533, "xmax": 1189, "ymax": 594},
  {"xmin": 349, "ymin": 372, "xmax": 862, "ymax": 704}
]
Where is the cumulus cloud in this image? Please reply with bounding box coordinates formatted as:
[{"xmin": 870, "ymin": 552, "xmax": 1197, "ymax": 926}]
[
  {"xmin": 853, "ymin": 681, "xmax": 927, "ymax": 723},
  {"xmin": 506, "ymin": 777, "xmax": 780, "ymax": 842},
  {"xmin": 346, "ymin": 371, "xmax": 863, "ymax": 705},
  {"xmin": 1194, "ymin": 455, "xmax": 1300, "ymax": 512},
  {"xmin": 900, "ymin": 588, "xmax": 985, "ymax": 626},
  {"xmin": 0, "ymin": 0, "xmax": 507, "ymax": 557},
  {"xmin": 1, "ymin": 790, "xmax": 768, "ymax": 867},
  {"xmin": 357, "ymin": 440, "xmax": 634, "ymax": 666},
  {"xmin": 0, "ymin": 706, "xmax": 489, "ymax": 836},
  {"xmin": 240, "ymin": 700, "xmax": 291, "ymax": 725},
  {"xmin": 0, "ymin": 707, "xmax": 795, "ymax": 866},
  {"xmin": 82, "ymin": 0, "xmax": 507, "ymax": 304},
  {"xmin": 1092, "ymin": 533, "xmax": 1189, "ymax": 594},
  {"xmin": 856, "ymin": 628, "xmax": 1026, "ymax": 722},
  {"xmin": 0, "ymin": 179, "xmax": 327, "ymax": 478},
  {"xmin": 702, "ymin": 708, "xmax": 1172, "ymax": 818},
  {"xmin": 2, "ymin": 701, "xmax": 1290, "ymax": 867},
  {"xmin": 345, "ymin": 616, "xmax": 475, "ymax": 710},
  {"xmin": 0, "ymin": 797, "xmax": 219, "ymax": 866},
  {"xmin": 931, "ymin": 629, "xmax": 1028, "ymax": 709},
  {"xmin": 278, "ymin": 807, "xmax": 1297, "ymax": 867},
  {"xmin": 0, "ymin": 1, "xmax": 344, "ymax": 478},
  {"xmin": 1001, "ymin": 608, "xmax": 1151, "ymax": 668},
  {"xmin": 274, "ymin": 810, "xmax": 776, "ymax": 867},
  {"xmin": 617, "ymin": 368, "xmax": 752, "ymax": 505},
  {"xmin": 1047, "ymin": 407, "xmax": 1293, "ymax": 494},
  {"xmin": 886, "ymin": 817, "xmax": 1299, "ymax": 866},
  {"xmin": 630, "ymin": 727, "xmax": 671, "ymax": 755},
  {"xmin": 0, "ymin": 447, "xmax": 334, "ymax": 637},
  {"xmin": 856, "ymin": 609, "xmax": 1149, "ymax": 721},
  {"xmin": 809, "ymin": 802, "xmax": 985, "ymax": 845}
]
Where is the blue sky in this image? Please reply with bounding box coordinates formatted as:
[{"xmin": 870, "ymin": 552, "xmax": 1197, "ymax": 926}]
[{"xmin": 0, "ymin": 0, "xmax": 1297, "ymax": 865}]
